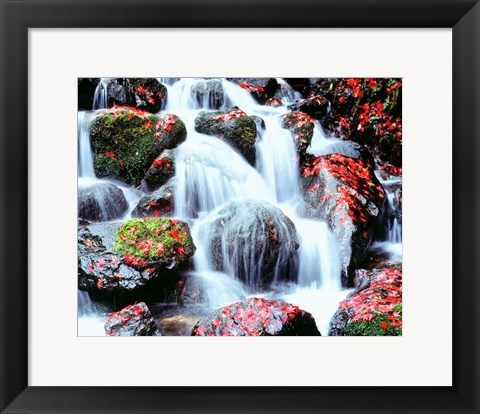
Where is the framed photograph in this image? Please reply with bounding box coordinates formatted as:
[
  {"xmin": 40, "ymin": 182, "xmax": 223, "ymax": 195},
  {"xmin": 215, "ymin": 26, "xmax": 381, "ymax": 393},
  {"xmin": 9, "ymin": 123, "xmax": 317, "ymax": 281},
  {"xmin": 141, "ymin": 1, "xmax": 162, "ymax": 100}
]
[{"xmin": 1, "ymin": 0, "xmax": 479, "ymax": 413}]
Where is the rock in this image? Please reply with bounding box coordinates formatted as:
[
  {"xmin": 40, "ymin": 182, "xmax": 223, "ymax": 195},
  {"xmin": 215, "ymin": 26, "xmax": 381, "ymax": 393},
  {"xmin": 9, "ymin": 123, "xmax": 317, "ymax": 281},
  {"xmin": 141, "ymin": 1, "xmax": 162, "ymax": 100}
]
[
  {"xmin": 131, "ymin": 178, "xmax": 175, "ymax": 218},
  {"xmin": 301, "ymin": 154, "xmax": 385, "ymax": 281},
  {"xmin": 90, "ymin": 107, "xmax": 186, "ymax": 186},
  {"xmin": 78, "ymin": 183, "xmax": 128, "ymax": 222},
  {"xmin": 284, "ymin": 78, "xmax": 311, "ymax": 97},
  {"xmin": 194, "ymin": 107, "xmax": 257, "ymax": 165},
  {"xmin": 104, "ymin": 302, "xmax": 160, "ymax": 336},
  {"xmin": 113, "ymin": 217, "xmax": 196, "ymax": 270},
  {"xmin": 192, "ymin": 297, "xmax": 320, "ymax": 336},
  {"xmin": 127, "ymin": 78, "xmax": 168, "ymax": 113},
  {"xmin": 142, "ymin": 149, "xmax": 176, "ymax": 191},
  {"xmin": 236, "ymin": 78, "xmax": 279, "ymax": 104},
  {"xmin": 281, "ymin": 111, "xmax": 315, "ymax": 159},
  {"xmin": 288, "ymin": 94, "xmax": 329, "ymax": 120},
  {"xmin": 158, "ymin": 315, "xmax": 200, "ymax": 336},
  {"xmin": 191, "ymin": 79, "xmax": 227, "ymax": 109},
  {"xmin": 329, "ymin": 265, "xmax": 402, "ymax": 336},
  {"xmin": 78, "ymin": 218, "xmax": 195, "ymax": 294},
  {"xmin": 78, "ymin": 223, "xmax": 160, "ymax": 293},
  {"xmin": 227, "ymin": 78, "xmax": 271, "ymax": 88},
  {"xmin": 199, "ymin": 199, "xmax": 299, "ymax": 288},
  {"xmin": 78, "ymin": 78, "xmax": 100, "ymax": 110}
]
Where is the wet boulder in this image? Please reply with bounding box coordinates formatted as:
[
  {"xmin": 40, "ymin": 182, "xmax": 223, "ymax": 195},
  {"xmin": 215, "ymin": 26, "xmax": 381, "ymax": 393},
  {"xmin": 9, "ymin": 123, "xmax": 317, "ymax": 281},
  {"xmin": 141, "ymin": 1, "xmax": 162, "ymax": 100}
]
[
  {"xmin": 281, "ymin": 111, "xmax": 315, "ymax": 159},
  {"xmin": 191, "ymin": 79, "xmax": 227, "ymax": 109},
  {"xmin": 90, "ymin": 107, "xmax": 186, "ymax": 186},
  {"xmin": 301, "ymin": 154, "xmax": 385, "ymax": 281},
  {"xmin": 113, "ymin": 217, "xmax": 196, "ymax": 270},
  {"xmin": 142, "ymin": 149, "xmax": 176, "ymax": 191},
  {"xmin": 78, "ymin": 218, "xmax": 195, "ymax": 294},
  {"xmin": 78, "ymin": 183, "xmax": 128, "ymax": 222},
  {"xmin": 158, "ymin": 314, "xmax": 200, "ymax": 336},
  {"xmin": 284, "ymin": 78, "xmax": 312, "ymax": 97},
  {"xmin": 104, "ymin": 302, "xmax": 160, "ymax": 336},
  {"xmin": 237, "ymin": 78, "xmax": 279, "ymax": 104},
  {"xmin": 131, "ymin": 178, "xmax": 175, "ymax": 218},
  {"xmin": 194, "ymin": 107, "xmax": 257, "ymax": 165},
  {"xmin": 126, "ymin": 78, "xmax": 168, "ymax": 113},
  {"xmin": 199, "ymin": 199, "xmax": 299, "ymax": 288},
  {"xmin": 329, "ymin": 265, "xmax": 402, "ymax": 336},
  {"xmin": 288, "ymin": 94, "xmax": 329, "ymax": 120},
  {"xmin": 78, "ymin": 223, "xmax": 159, "ymax": 293},
  {"xmin": 192, "ymin": 297, "xmax": 320, "ymax": 336}
]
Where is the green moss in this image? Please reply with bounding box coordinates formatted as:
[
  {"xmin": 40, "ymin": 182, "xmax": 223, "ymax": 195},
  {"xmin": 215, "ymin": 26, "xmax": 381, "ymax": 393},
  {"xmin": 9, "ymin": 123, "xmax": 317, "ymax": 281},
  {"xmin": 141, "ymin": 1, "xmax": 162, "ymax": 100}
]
[
  {"xmin": 114, "ymin": 217, "xmax": 195, "ymax": 268},
  {"xmin": 89, "ymin": 109, "xmax": 185, "ymax": 186},
  {"xmin": 234, "ymin": 116, "xmax": 256, "ymax": 145},
  {"xmin": 344, "ymin": 304, "xmax": 402, "ymax": 336}
]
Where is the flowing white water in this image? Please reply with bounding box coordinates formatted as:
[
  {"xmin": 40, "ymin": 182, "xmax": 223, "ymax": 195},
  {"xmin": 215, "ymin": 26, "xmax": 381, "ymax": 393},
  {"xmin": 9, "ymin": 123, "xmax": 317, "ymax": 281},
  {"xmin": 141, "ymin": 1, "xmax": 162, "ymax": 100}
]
[
  {"xmin": 78, "ymin": 77, "xmax": 360, "ymax": 335},
  {"xmin": 93, "ymin": 78, "xmax": 110, "ymax": 110},
  {"xmin": 307, "ymin": 120, "xmax": 353, "ymax": 157},
  {"xmin": 78, "ymin": 111, "xmax": 96, "ymax": 179},
  {"xmin": 256, "ymin": 116, "xmax": 300, "ymax": 203}
]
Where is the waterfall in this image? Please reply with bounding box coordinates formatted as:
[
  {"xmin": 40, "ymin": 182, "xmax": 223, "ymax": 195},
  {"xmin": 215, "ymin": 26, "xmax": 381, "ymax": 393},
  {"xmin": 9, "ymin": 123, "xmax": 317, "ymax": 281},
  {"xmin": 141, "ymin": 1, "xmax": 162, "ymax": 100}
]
[
  {"xmin": 78, "ymin": 77, "xmax": 362, "ymax": 336},
  {"xmin": 256, "ymin": 115, "xmax": 300, "ymax": 203},
  {"xmin": 174, "ymin": 132, "xmax": 274, "ymax": 219},
  {"xmin": 92, "ymin": 78, "xmax": 110, "ymax": 110},
  {"xmin": 78, "ymin": 111, "xmax": 96, "ymax": 179}
]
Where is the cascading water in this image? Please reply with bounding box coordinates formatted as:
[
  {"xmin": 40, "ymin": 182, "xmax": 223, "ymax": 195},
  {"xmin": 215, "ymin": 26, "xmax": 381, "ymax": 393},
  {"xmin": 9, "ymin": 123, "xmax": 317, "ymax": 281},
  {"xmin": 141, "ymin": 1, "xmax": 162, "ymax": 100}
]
[
  {"xmin": 92, "ymin": 78, "xmax": 110, "ymax": 110},
  {"xmin": 370, "ymin": 172, "xmax": 403, "ymax": 263},
  {"xmin": 78, "ymin": 111, "xmax": 96, "ymax": 179},
  {"xmin": 77, "ymin": 77, "xmax": 360, "ymax": 336}
]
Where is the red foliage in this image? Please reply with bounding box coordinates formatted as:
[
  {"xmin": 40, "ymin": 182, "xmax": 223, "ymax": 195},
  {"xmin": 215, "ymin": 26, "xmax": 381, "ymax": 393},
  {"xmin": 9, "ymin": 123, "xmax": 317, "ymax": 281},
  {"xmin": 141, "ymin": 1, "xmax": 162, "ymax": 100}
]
[{"xmin": 340, "ymin": 267, "xmax": 402, "ymax": 324}]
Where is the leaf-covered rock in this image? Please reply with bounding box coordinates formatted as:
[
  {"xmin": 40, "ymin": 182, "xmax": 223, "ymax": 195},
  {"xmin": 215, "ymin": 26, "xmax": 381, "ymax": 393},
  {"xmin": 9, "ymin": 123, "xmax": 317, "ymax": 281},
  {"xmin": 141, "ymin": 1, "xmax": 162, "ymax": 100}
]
[
  {"xmin": 281, "ymin": 111, "xmax": 315, "ymax": 159},
  {"xmin": 113, "ymin": 217, "xmax": 195, "ymax": 270},
  {"xmin": 90, "ymin": 107, "xmax": 186, "ymax": 186},
  {"xmin": 194, "ymin": 107, "xmax": 257, "ymax": 165},
  {"xmin": 192, "ymin": 297, "xmax": 320, "ymax": 336},
  {"xmin": 142, "ymin": 148, "xmax": 176, "ymax": 191},
  {"xmin": 78, "ymin": 183, "xmax": 128, "ymax": 222},
  {"xmin": 301, "ymin": 154, "xmax": 385, "ymax": 281},
  {"xmin": 104, "ymin": 302, "xmax": 160, "ymax": 336},
  {"xmin": 329, "ymin": 265, "xmax": 402, "ymax": 336}
]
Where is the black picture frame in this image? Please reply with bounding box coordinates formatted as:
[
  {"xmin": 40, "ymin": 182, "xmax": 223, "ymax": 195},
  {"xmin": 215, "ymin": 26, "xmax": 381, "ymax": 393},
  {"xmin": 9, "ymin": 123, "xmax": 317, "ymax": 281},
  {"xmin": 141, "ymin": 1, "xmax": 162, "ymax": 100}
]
[{"xmin": 1, "ymin": 1, "xmax": 479, "ymax": 413}]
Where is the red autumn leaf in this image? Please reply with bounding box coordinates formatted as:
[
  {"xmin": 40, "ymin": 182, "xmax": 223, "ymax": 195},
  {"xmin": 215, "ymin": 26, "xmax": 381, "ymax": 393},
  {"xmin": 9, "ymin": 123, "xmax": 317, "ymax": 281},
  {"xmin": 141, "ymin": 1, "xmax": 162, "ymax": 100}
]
[{"xmin": 157, "ymin": 242, "xmax": 164, "ymax": 254}]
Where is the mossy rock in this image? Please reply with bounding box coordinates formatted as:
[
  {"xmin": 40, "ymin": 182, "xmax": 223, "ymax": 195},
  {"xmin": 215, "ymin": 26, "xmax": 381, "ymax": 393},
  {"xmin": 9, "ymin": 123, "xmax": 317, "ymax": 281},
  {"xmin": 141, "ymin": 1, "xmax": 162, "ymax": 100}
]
[
  {"xmin": 329, "ymin": 266, "xmax": 402, "ymax": 336},
  {"xmin": 281, "ymin": 111, "xmax": 315, "ymax": 159},
  {"xmin": 89, "ymin": 108, "xmax": 186, "ymax": 186},
  {"xmin": 114, "ymin": 217, "xmax": 196, "ymax": 270},
  {"xmin": 194, "ymin": 107, "xmax": 257, "ymax": 165}
]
